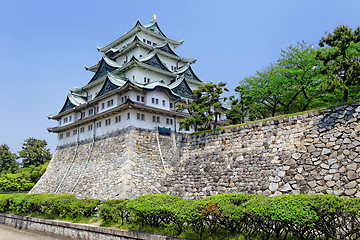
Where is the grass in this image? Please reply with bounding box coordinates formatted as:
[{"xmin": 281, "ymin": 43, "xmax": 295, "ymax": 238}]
[{"xmin": 187, "ymin": 99, "xmax": 360, "ymax": 136}]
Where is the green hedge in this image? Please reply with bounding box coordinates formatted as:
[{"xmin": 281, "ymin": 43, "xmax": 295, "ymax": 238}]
[{"xmin": 0, "ymin": 193, "xmax": 359, "ymax": 239}]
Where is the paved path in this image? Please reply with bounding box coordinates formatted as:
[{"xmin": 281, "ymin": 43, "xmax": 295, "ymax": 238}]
[{"xmin": 0, "ymin": 224, "xmax": 62, "ymax": 240}]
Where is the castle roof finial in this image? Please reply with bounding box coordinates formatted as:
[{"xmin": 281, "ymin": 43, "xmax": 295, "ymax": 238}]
[{"xmin": 152, "ymin": 14, "xmax": 157, "ymax": 22}]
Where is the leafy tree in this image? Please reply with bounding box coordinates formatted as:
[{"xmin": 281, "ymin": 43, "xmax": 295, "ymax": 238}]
[
  {"xmin": 316, "ymin": 25, "xmax": 360, "ymax": 102},
  {"xmin": 230, "ymin": 41, "xmax": 324, "ymax": 123},
  {"xmin": 177, "ymin": 82, "xmax": 228, "ymax": 131},
  {"xmin": 18, "ymin": 138, "xmax": 51, "ymax": 168},
  {"xmin": 275, "ymin": 41, "xmax": 323, "ymax": 112},
  {"xmin": 226, "ymin": 86, "xmax": 249, "ymax": 124},
  {"xmin": 0, "ymin": 144, "xmax": 18, "ymax": 173}
]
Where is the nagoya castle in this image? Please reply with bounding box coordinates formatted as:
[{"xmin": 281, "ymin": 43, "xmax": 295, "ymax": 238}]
[{"xmin": 30, "ymin": 16, "xmax": 205, "ymax": 200}]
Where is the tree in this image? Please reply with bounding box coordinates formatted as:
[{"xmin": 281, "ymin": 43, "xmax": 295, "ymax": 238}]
[
  {"xmin": 0, "ymin": 144, "xmax": 18, "ymax": 173},
  {"xmin": 18, "ymin": 138, "xmax": 52, "ymax": 168},
  {"xmin": 229, "ymin": 41, "xmax": 324, "ymax": 123},
  {"xmin": 316, "ymin": 25, "xmax": 360, "ymax": 102},
  {"xmin": 177, "ymin": 82, "xmax": 228, "ymax": 131},
  {"xmin": 275, "ymin": 41, "xmax": 323, "ymax": 112}
]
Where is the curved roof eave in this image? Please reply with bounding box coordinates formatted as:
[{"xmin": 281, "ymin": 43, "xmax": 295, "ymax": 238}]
[
  {"xmin": 97, "ymin": 21, "xmax": 183, "ymax": 53},
  {"xmin": 175, "ymin": 63, "xmax": 202, "ymax": 82},
  {"xmin": 119, "ymin": 56, "xmax": 175, "ymax": 78}
]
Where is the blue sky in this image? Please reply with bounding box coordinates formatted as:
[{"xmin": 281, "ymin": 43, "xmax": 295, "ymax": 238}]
[{"xmin": 0, "ymin": 0, "xmax": 359, "ymax": 154}]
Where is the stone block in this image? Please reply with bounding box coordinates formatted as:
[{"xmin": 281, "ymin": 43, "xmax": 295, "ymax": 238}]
[{"xmin": 347, "ymin": 171, "xmax": 358, "ymax": 181}]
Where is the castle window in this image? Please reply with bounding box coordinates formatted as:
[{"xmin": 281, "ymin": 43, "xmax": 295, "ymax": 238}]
[
  {"xmin": 127, "ymin": 113, "xmax": 130, "ymax": 119},
  {"xmin": 171, "ymin": 66, "xmax": 173, "ymax": 71},
  {"xmin": 115, "ymin": 115, "xmax": 121, "ymax": 122},
  {"xmin": 96, "ymin": 122, "xmax": 101, "ymax": 128},
  {"xmin": 80, "ymin": 127, "xmax": 85, "ymax": 133},
  {"xmin": 157, "ymin": 117, "xmax": 160, "ymax": 123},
  {"xmin": 107, "ymin": 99, "xmax": 113, "ymax": 107},
  {"xmin": 137, "ymin": 95, "xmax": 140, "ymax": 101},
  {"xmin": 59, "ymin": 133, "xmax": 63, "ymax": 139},
  {"xmin": 139, "ymin": 54, "xmax": 142, "ymax": 58},
  {"xmin": 73, "ymin": 129, "xmax": 77, "ymax": 135},
  {"xmin": 156, "ymin": 98, "xmax": 159, "ymax": 104},
  {"xmin": 153, "ymin": 42, "xmax": 157, "ymax": 46},
  {"xmin": 66, "ymin": 131, "xmax": 70, "ymax": 137},
  {"xmin": 170, "ymin": 119, "xmax": 173, "ymax": 125},
  {"xmin": 63, "ymin": 117, "xmax": 68, "ymax": 123},
  {"xmin": 69, "ymin": 116, "xmax": 72, "ymax": 121},
  {"xmin": 162, "ymin": 100, "xmax": 165, "ymax": 106},
  {"xmin": 133, "ymin": 76, "xmax": 135, "ymax": 81},
  {"xmin": 152, "ymin": 98, "xmax": 155, "ymax": 104},
  {"xmin": 166, "ymin": 118, "xmax": 169, "ymax": 124},
  {"xmin": 88, "ymin": 109, "xmax": 94, "ymax": 115},
  {"xmin": 152, "ymin": 116, "xmax": 156, "ymax": 122},
  {"xmin": 137, "ymin": 113, "xmax": 140, "ymax": 119},
  {"xmin": 105, "ymin": 119, "xmax": 111, "ymax": 126},
  {"xmin": 141, "ymin": 114, "xmax": 145, "ymax": 120},
  {"xmin": 82, "ymin": 112, "xmax": 85, "ymax": 119},
  {"xmin": 147, "ymin": 40, "xmax": 151, "ymax": 45},
  {"xmin": 121, "ymin": 97, "xmax": 124, "ymax": 103},
  {"xmin": 144, "ymin": 77, "xmax": 146, "ymax": 83},
  {"xmin": 143, "ymin": 39, "xmax": 146, "ymax": 42},
  {"xmin": 141, "ymin": 96, "xmax": 144, "ymax": 102},
  {"xmin": 101, "ymin": 103, "xmax": 105, "ymax": 110},
  {"xmin": 170, "ymin": 103, "xmax": 173, "ymax": 109}
]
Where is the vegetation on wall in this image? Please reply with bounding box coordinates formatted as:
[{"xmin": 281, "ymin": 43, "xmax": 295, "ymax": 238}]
[
  {"xmin": 0, "ymin": 193, "xmax": 359, "ymax": 240},
  {"xmin": 176, "ymin": 82, "xmax": 228, "ymax": 131},
  {"xmin": 178, "ymin": 25, "xmax": 360, "ymax": 129},
  {"xmin": 226, "ymin": 25, "xmax": 360, "ymax": 124}
]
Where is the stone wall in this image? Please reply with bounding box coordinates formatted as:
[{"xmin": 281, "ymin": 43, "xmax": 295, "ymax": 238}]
[
  {"xmin": 30, "ymin": 127, "xmax": 179, "ymax": 200},
  {"xmin": 0, "ymin": 213, "xmax": 185, "ymax": 240},
  {"xmin": 163, "ymin": 102, "xmax": 360, "ymax": 199},
  {"xmin": 32, "ymin": 102, "xmax": 360, "ymax": 200}
]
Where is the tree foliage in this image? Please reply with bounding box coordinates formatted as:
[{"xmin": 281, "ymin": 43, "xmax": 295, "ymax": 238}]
[
  {"xmin": 1, "ymin": 193, "xmax": 360, "ymax": 239},
  {"xmin": 0, "ymin": 144, "xmax": 18, "ymax": 173},
  {"xmin": 177, "ymin": 82, "xmax": 228, "ymax": 131},
  {"xmin": 227, "ymin": 35, "xmax": 360, "ymax": 124},
  {"xmin": 0, "ymin": 162, "xmax": 49, "ymax": 192},
  {"xmin": 18, "ymin": 138, "xmax": 51, "ymax": 167},
  {"xmin": 317, "ymin": 25, "xmax": 360, "ymax": 102}
]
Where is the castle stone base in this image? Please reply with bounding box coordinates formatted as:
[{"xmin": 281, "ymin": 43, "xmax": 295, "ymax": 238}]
[
  {"xmin": 32, "ymin": 102, "xmax": 360, "ymax": 200},
  {"xmin": 30, "ymin": 127, "xmax": 179, "ymax": 200}
]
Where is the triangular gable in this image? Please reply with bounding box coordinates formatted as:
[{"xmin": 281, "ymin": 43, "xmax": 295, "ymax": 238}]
[
  {"xmin": 88, "ymin": 58, "xmax": 118, "ymax": 84},
  {"xmin": 142, "ymin": 54, "xmax": 170, "ymax": 72},
  {"xmin": 171, "ymin": 79, "xmax": 195, "ymax": 99},
  {"xmin": 177, "ymin": 65, "xmax": 202, "ymax": 82},
  {"xmin": 144, "ymin": 22, "xmax": 166, "ymax": 37},
  {"xmin": 95, "ymin": 77, "xmax": 120, "ymax": 98},
  {"xmin": 105, "ymin": 35, "xmax": 143, "ymax": 59},
  {"xmin": 157, "ymin": 43, "xmax": 178, "ymax": 56},
  {"xmin": 59, "ymin": 97, "xmax": 76, "ymax": 114}
]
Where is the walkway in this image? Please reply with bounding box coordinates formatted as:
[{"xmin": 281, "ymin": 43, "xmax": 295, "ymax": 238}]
[{"xmin": 0, "ymin": 224, "xmax": 62, "ymax": 240}]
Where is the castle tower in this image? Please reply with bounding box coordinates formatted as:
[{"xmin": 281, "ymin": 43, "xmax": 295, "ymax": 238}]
[
  {"xmin": 30, "ymin": 18, "xmax": 205, "ymax": 200},
  {"xmin": 48, "ymin": 17, "xmax": 204, "ymax": 147}
]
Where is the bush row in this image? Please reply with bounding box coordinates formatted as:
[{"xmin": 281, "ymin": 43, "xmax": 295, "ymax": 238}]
[{"xmin": 0, "ymin": 193, "xmax": 359, "ymax": 239}]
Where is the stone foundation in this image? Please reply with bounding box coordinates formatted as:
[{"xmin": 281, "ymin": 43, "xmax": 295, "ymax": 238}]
[
  {"xmin": 32, "ymin": 102, "xmax": 360, "ymax": 200},
  {"xmin": 30, "ymin": 127, "xmax": 179, "ymax": 200}
]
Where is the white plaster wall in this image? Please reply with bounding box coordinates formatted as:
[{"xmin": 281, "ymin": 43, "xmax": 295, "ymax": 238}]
[
  {"xmin": 128, "ymin": 68, "xmax": 173, "ymax": 85},
  {"xmin": 98, "ymin": 96, "xmax": 117, "ymax": 114},
  {"xmin": 136, "ymin": 32, "xmax": 162, "ymax": 47},
  {"xmin": 146, "ymin": 91, "xmax": 172, "ymax": 110}
]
